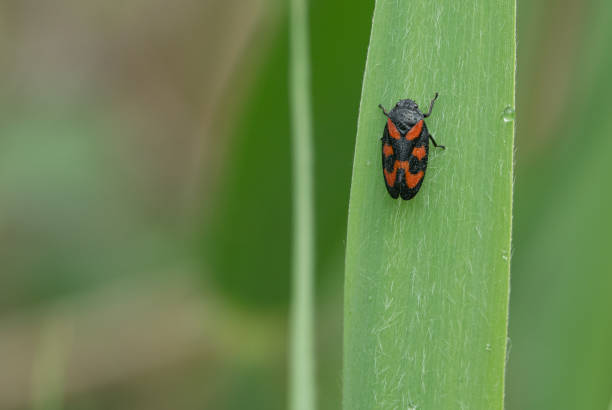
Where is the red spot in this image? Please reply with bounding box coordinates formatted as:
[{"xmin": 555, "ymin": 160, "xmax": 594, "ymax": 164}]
[
  {"xmin": 396, "ymin": 161, "xmax": 410, "ymax": 173},
  {"xmin": 406, "ymin": 120, "xmax": 423, "ymax": 141},
  {"xmin": 406, "ymin": 171, "xmax": 424, "ymax": 188},
  {"xmin": 387, "ymin": 119, "xmax": 401, "ymax": 140},
  {"xmin": 384, "ymin": 166, "xmax": 397, "ymax": 187},
  {"xmin": 385, "ymin": 161, "xmax": 423, "ymax": 189},
  {"xmin": 412, "ymin": 146, "xmax": 427, "ymax": 160},
  {"xmin": 383, "ymin": 144, "xmax": 394, "ymax": 157}
]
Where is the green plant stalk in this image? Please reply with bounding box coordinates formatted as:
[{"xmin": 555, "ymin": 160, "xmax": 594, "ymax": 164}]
[
  {"xmin": 343, "ymin": 1, "xmax": 515, "ymax": 409},
  {"xmin": 289, "ymin": 0, "xmax": 315, "ymax": 408}
]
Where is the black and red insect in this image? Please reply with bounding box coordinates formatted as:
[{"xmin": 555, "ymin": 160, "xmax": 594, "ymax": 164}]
[{"xmin": 379, "ymin": 92, "xmax": 445, "ymax": 200}]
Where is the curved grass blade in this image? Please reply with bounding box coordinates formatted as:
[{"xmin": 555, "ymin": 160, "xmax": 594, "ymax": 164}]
[{"xmin": 343, "ymin": 1, "xmax": 516, "ymax": 408}]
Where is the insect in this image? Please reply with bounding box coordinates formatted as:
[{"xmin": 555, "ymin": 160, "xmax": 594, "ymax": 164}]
[{"xmin": 378, "ymin": 92, "xmax": 445, "ymax": 200}]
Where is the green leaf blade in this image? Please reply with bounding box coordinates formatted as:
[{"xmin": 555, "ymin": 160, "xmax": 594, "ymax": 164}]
[{"xmin": 343, "ymin": 1, "xmax": 516, "ymax": 409}]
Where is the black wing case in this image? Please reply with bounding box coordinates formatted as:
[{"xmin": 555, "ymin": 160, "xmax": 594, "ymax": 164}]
[
  {"xmin": 399, "ymin": 121, "xmax": 430, "ymax": 200},
  {"xmin": 381, "ymin": 122, "xmax": 400, "ymax": 199}
]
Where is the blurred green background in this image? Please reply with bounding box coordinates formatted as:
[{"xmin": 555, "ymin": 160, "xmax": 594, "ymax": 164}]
[{"xmin": 0, "ymin": 0, "xmax": 610, "ymax": 409}]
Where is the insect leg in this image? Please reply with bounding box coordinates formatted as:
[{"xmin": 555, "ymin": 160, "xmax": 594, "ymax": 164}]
[
  {"xmin": 429, "ymin": 134, "xmax": 445, "ymax": 149},
  {"xmin": 423, "ymin": 92, "xmax": 439, "ymax": 118},
  {"xmin": 378, "ymin": 104, "xmax": 390, "ymax": 118}
]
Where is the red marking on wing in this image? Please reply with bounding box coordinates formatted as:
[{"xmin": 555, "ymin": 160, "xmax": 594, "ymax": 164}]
[
  {"xmin": 406, "ymin": 171, "xmax": 424, "ymax": 188},
  {"xmin": 396, "ymin": 161, "xmax": 410, "ymax": 173},
  {"xmin": 383, "ymin": 144, "xmax": 394, "ymax": 157},
  {"xmin": 406, "ymin": 120, "xmax": 423, "ymax": 140},
  {"xmin": 411, "ymin": 146, "xmax": 427, "ymax": 160},
  {"xmin": 393, "ymin": 161, "xmax": 423, "ymax": 188},
  {"xmin": 384, "ymin": 166, "xmax": 397, "ymax": 187},
  {"xmin": 392, "ymin": 161, "xmax": 410, "ymax": 185},
  {"xmin": 386, "ymin": 161, "xmax": 423, "ymax": 189},
  {"xmin": 387, "ymin": 118, "xmax": 401, "ymax": 140}
]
